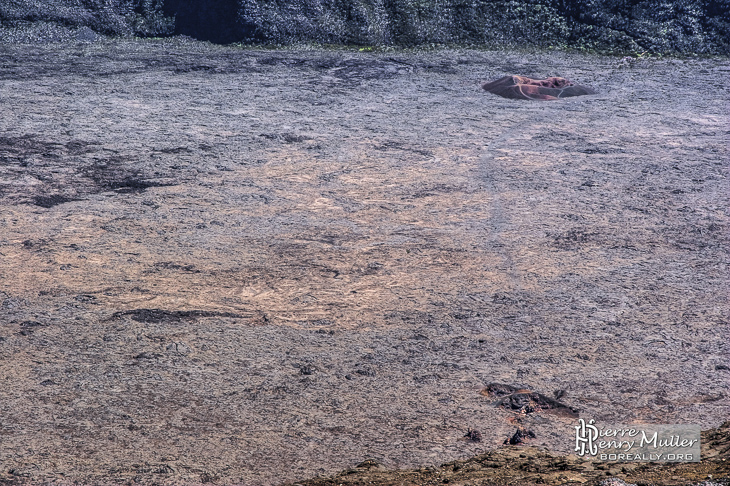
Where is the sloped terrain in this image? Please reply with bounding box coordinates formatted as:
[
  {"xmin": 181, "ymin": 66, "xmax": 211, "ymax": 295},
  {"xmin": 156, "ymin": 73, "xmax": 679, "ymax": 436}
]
[
  {"xmin": 295, "ymin": 422, "xmax": 730, "ymax": 485},
  {"xmin": 0, "ymin": 39, "xmax": 728, "ymax": 485}
]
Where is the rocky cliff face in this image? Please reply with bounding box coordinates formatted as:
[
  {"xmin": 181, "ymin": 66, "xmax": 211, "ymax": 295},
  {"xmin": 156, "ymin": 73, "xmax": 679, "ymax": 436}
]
[
  {"xmin": 0, "ymin": 1, "xmax": 728, "ymax": 55},
  {"xmin": 0, "ymin": 0, "xmax": 173, "ymax": 41},
  {"xmin": 238, "ymin": 0, "xmax": 730, "ymax": 55}
]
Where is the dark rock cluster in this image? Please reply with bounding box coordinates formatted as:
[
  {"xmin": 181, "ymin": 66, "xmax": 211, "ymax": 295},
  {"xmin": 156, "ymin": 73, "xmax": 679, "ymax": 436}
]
[{"xmin": 0, "ymin": 0, "xmax": 728, "ymax": 54}]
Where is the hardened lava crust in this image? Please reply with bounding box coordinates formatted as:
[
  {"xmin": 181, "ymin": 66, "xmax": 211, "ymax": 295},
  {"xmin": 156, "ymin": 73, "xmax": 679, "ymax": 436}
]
[{"xmin": 0, "ymin": 39, "xmax": 728, "ymax": 485}]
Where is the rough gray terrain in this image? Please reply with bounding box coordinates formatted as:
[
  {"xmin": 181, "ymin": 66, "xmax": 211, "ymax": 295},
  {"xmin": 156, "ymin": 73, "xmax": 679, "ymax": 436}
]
[{"xmin": 0, "ymin": 39, "xmax": 728, "ymax": 485}]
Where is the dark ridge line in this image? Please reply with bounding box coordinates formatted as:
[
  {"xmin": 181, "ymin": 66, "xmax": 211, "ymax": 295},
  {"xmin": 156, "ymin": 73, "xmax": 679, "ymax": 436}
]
[{"xmin": 113, "ymin": 308, "xmax": 245, "ymax": 323}]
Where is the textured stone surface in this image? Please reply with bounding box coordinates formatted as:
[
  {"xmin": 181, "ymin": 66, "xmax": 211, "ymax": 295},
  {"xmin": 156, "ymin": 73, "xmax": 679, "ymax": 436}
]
[
  {"xmin": 481, "ymin": 75, "xmax": 597, "ymax": 100},
  {"xmin": 0, "ymin": 40, "xmax": 728, "ymax": 485},
  {"xmin": 296, "ymin": 424, "xmax": 730, "ymax": 485},
  {"xmin": 0, "ymin": 0, "xmax": 729, "ymax": 54}
]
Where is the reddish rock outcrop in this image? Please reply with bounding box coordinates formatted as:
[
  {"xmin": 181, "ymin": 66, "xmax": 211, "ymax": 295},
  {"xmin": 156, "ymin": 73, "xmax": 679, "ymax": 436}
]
[{"xmin": 482, "ymin": 75, "xmax": 596, "ymax": 100}]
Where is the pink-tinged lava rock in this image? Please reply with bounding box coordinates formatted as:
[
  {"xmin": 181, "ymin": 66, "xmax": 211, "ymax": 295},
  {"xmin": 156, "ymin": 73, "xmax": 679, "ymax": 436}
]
[{"xmin": 481, "ymin": 75, "xmax": 597, "ymax": 100}]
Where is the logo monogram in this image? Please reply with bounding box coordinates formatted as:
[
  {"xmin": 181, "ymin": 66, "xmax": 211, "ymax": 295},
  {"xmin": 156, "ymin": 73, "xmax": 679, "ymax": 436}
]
[{"xmin": 575, "ymin": 418, "xmax": 599, "ymax": 456}]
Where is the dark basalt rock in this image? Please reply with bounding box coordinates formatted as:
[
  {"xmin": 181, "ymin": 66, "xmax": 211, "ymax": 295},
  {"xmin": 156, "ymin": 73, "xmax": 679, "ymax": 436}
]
[
  {"xmin": 504, "ymin": 427, "xmax": 536, "ymax": 445},
  {"xmin": 32, "ymin": 194, "xmax": 78, "ymax": 208},
  {"xmin": 481, "ymin": 76, "xmax": 597, "ymax": 101},
  {"xmin": 113, "ymin": 308, "xmax": 243, "ymax": 323},
  {"xmin": 481, "ymin": 383, "xmax": 580, "ymax": 417},
  {"xmin": 464, "ymin": 428, "xmax": 483, "ymax": 442},
  {"xmin": 482, "ymin": 383, "xmax": 524, "ymax": 397}
]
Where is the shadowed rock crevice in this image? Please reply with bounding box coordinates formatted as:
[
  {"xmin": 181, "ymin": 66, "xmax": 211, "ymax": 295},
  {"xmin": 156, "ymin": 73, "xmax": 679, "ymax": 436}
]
[
  {"xmin": 161, "ymin": 0, "xmax": 258, "ymax": 43},
  {"xmin": 113, "ymin": 308, "xmax": 244, "ymax": 323},
  {"xmin": 32, "ymin": 194, "xmax": 79, "ymax": 208}
]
